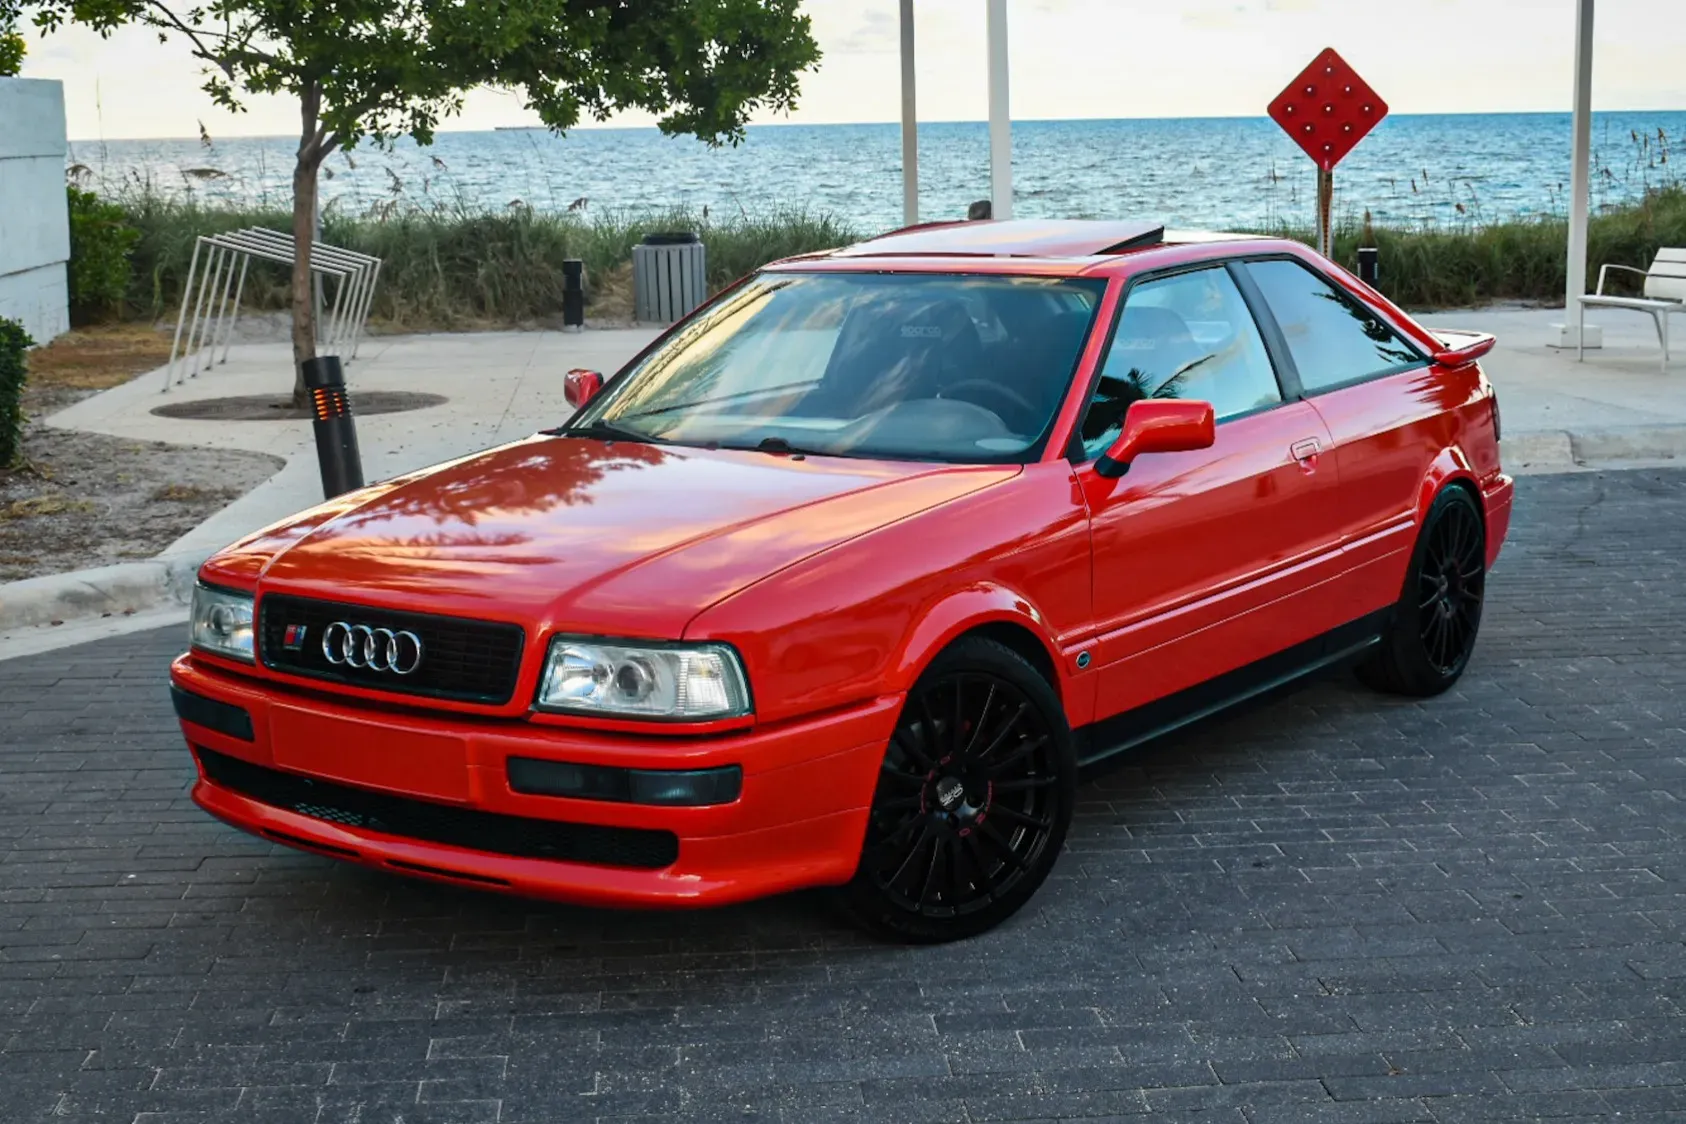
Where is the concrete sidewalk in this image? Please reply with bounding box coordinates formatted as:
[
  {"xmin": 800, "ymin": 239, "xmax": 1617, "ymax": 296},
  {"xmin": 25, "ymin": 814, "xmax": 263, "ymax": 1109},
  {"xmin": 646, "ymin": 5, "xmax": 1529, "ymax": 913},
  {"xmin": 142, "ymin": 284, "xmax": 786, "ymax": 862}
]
[
  {"xmin": 1421, "ymin": 304, "xmax": 1686, "ymax": 468},
  {"xmin": 43, "ymin": 327, "xmax": 661, "ymax": 562},
  {"xmin": 2, "ymin": 303, "xmax": 1682, "ymax": 653}
]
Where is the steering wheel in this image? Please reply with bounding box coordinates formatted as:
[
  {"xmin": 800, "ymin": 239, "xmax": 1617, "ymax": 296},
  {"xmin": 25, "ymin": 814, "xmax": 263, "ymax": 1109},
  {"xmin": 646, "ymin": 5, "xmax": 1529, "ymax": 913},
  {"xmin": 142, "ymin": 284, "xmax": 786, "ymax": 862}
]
[{"xmin": 938, "ymin": 378, "xmax": 1039, "ymax": 428}]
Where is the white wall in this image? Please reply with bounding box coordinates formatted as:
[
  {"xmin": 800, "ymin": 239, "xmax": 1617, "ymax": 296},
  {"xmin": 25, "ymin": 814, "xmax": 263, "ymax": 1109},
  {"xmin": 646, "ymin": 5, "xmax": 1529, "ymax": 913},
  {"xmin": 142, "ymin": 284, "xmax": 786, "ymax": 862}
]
[{"xmin": 0, "ymin": 78, "xmax": 70, "ymax": 346}]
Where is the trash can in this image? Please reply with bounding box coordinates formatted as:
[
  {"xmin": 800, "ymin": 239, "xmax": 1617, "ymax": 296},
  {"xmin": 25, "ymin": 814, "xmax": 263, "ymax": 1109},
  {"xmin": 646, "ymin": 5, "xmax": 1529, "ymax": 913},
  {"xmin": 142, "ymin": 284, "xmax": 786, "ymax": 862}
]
[{"xmin": 632, "ymin": 232, "xmax": 707, "ymax": 324}]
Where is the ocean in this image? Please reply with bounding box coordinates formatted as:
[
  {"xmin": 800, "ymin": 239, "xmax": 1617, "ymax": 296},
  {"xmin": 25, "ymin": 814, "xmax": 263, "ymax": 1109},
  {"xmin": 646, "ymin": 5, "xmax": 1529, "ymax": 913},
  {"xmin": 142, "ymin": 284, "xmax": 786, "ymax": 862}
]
[{"xmin": 68, "ymin": 111, "xmax": 1685, "ymax": 235}]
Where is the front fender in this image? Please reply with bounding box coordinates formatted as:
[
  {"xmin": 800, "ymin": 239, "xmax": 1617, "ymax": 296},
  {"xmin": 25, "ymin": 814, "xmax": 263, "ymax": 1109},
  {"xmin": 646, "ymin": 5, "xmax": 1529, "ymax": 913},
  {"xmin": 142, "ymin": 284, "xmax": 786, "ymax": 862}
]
[
  {"xmin": 890, "ymin": 584, "xmax": 1061, "ymax": 691},
  {"xmin": 891, "ymin": 584, "xmax": 1101, "ymax": 729}
]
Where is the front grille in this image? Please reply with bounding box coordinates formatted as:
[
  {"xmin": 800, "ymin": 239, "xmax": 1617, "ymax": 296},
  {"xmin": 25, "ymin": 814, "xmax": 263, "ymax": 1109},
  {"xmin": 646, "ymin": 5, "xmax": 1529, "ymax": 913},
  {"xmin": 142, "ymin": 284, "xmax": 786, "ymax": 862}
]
[
  {"xmin": 258, "ymin": 594, "xmax": 524, "ymax": 705},
  {"xmin": 196, "ymin": 747, "xmax": 680, "ymax": 870}
]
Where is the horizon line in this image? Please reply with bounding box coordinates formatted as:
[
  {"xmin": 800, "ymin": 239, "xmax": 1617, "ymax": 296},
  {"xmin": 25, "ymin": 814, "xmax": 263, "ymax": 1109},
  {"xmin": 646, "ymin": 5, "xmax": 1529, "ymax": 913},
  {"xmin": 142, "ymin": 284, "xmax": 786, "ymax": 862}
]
[{"xmin": 64, "ymin": 106, "xmax": 1686, "ymax": 145}]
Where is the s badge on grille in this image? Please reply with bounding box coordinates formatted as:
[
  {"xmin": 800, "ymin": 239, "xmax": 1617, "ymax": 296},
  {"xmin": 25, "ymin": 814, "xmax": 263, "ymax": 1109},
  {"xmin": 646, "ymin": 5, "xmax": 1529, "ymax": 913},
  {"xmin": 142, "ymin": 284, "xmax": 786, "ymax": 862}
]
[{"xmin": 282, "ymin": 623, "xmax": 309, "ymax": 650}]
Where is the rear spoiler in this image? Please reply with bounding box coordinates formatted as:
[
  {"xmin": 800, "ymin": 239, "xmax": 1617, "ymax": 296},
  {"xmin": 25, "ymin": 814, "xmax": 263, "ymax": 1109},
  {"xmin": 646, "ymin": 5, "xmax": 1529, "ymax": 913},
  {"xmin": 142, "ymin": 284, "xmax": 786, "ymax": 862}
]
[{"xmin": 1428, "ymin": 329, "xmax": 1496, "ymax": 369}]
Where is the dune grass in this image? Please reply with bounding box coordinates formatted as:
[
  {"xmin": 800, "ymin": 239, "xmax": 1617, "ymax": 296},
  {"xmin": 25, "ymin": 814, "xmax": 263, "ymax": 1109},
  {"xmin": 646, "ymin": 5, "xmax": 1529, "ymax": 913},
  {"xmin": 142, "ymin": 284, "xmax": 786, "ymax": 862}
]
[
  {"xmin": 1281, "ymin": 185, "xmax": 1686, "ymax": 309},
  {"xmin": 118, "ymin": 194, "xmax": 857, "ymax": 329},
  {"xmin": 110, "ymin": 185, "xmax": 1686, "ymax": 327}
]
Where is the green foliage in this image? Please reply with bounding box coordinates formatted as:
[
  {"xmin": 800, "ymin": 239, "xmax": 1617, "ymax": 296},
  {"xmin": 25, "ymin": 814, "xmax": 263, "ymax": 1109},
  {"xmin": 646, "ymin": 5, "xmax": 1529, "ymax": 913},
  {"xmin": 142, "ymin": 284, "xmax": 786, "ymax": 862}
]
[
  {"xmin": 66, "ymin": 187, "xmax": 140, "ymax": 323},
  {"xmin": 114, "ymin": 192, "xmax": 855, "ymax": 328},
  {"xmin": 10, "ymin": 0, "xmax": 819, "ymax": 155},
  {"xmin": 0, "ymin": 317, "xmax": 31, "ymax": 468},
  {"xmin": 0, "ymin": 22, "xmax": 23, "ymax": 75},
  {"xmin": 8, "ymin": 0, "xmax": 819, "ymax": 391},
  {"xmin": 1261, "ymin": 186, "xmax": 1686, "ymax": 309}
]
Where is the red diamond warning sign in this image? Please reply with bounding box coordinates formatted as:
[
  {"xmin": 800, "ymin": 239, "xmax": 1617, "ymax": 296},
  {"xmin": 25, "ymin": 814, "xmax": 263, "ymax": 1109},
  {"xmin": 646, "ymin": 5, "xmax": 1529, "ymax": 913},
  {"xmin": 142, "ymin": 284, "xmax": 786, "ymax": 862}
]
[{"xmin": 1268, "ymin": 48, "xmax": 1389, "ymax": 171}]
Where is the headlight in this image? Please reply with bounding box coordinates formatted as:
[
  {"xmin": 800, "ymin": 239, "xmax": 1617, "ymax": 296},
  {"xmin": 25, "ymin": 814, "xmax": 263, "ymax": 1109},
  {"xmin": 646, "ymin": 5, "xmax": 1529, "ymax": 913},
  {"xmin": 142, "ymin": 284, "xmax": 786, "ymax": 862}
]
[
  {"xmin": 536, "ymin": 637, "xmax": 751, "ymax": 720},
  {"xmin": 190, "ymin": 583, "xmax": 255, "ymax": 663}
]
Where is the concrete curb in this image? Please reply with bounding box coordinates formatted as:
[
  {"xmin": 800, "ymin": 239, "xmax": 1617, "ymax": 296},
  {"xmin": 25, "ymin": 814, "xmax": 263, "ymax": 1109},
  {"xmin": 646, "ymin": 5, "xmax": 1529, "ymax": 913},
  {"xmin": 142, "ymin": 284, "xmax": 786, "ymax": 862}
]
[
  {"xmin": 1503, "ymin": 425, "xmax": 1686, "ymax": 470},
  {"xmin": 0, "ymin": 552, "xmax": 206, "ymax": 634}
]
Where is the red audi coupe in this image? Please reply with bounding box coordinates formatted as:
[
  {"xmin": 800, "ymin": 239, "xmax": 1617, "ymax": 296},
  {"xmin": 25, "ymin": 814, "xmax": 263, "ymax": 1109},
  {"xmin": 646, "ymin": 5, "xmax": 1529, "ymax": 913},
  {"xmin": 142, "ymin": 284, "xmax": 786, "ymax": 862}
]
[{"xmin": 170, "ymin": 219, "xmax": 1510, "ymax": 941}]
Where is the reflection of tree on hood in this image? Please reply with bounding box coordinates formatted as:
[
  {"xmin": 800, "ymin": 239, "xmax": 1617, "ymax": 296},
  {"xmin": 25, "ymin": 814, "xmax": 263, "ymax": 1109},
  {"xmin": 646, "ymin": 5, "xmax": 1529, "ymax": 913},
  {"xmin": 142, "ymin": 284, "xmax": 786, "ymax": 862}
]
[{"xmin": 337, "ymin": 437, "xmax": 669, "ymax": 531}]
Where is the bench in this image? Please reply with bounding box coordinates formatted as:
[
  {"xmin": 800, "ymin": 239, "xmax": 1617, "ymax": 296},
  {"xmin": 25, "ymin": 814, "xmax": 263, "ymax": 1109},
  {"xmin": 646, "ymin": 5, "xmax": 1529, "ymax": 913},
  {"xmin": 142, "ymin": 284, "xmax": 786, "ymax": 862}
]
[{"xmin": 1578, "ymin": 248, "xmax": 1686, "ymax": 372}]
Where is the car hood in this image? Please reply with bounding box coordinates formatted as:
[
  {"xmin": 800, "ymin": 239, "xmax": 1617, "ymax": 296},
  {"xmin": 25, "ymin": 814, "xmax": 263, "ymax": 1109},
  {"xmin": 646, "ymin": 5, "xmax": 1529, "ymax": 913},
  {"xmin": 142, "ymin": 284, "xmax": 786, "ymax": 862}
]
[{"xmin": 222, "ymin": 434, "xmax": 1018, "ymax": 637}]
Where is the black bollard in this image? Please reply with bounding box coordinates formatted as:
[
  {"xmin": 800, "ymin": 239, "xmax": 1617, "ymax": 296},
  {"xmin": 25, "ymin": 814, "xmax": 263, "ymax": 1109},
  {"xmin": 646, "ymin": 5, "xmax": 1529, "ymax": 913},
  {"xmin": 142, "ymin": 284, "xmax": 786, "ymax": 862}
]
[
  {"xmin": 1357, "ymin": 246, "xmax": 1380, "ymax": 287},
  {"xmin": 300, "ymin": 356, "xmax": 364, "ymax": 499},
  {"xmin": 562, "ymin": 259, "xmax": 586, "ymax": 329},
  {"xmin": 967, "ymin": 200, "xmax": 993, "ymax": 221}
]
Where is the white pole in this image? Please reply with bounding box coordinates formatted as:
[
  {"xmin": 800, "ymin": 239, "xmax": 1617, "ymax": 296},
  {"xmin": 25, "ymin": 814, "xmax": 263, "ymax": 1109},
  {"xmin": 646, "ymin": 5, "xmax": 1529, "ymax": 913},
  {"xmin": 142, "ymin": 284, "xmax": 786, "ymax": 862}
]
[
  {"xmin": 1561, "ymin": 0, "xmax": 1596, "ymax": 348},
  {"xmin": 900, "ymin": 0, "xmax": 918, "ymax": 227},
  {"xmin": 987, "ymin": 0, "xmax": 1012, "ymax": 220}
]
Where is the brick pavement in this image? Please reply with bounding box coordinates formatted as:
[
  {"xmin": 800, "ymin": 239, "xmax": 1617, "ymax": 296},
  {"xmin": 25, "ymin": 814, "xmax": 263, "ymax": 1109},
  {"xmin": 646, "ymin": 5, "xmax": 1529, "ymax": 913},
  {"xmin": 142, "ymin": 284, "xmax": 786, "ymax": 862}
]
[{"xmin": 3, "ymin": 468, "xmax": 1686, "ymax": 1123}]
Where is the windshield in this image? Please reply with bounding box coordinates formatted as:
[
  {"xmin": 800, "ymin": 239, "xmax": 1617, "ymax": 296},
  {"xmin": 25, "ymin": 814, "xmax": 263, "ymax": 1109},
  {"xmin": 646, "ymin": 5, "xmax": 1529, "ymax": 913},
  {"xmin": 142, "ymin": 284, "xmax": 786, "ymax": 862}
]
[{"xmin": 572, "ymin": 271, "xmax": 1107, "ymax": 463}]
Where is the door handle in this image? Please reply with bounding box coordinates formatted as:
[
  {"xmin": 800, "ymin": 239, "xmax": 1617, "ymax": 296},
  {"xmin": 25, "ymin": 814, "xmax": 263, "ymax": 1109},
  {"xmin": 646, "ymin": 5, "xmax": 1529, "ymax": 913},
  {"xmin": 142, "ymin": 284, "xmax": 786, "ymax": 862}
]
[{"xmin": 1290, "ymin": 438, "xmax": 1321, "ymax": 469}]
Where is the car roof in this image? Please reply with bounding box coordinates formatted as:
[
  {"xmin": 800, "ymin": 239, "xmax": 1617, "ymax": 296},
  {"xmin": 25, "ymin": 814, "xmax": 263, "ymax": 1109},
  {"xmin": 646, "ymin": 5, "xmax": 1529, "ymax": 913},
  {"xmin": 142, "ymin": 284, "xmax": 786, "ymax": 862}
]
[
  {"xmin": 829, "ymin": 219, "xmax": 1168, "ymax": 260},
  {"xmin": 773, "ymin": 220, "xmax": 1277, "ymax": 278}
]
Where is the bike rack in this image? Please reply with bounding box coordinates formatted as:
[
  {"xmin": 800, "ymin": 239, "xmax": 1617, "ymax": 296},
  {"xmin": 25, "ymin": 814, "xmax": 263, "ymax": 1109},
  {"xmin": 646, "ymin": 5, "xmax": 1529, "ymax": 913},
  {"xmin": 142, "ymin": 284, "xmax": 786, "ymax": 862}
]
[{"xmin": 163, "ymin": 228, "xmax": 383, "ymax": 393}]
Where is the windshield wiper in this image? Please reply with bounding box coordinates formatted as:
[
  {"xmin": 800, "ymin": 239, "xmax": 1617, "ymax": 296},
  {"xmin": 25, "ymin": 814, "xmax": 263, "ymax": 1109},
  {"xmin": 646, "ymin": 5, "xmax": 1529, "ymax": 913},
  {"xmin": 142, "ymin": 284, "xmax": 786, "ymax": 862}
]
[
  {"xmin": 718, "ymin": 435, "xmax": 824, "ymax": 457},
  {"xmin": 561, "ymin": 419, "xmax": 663, "ymax": 444}
]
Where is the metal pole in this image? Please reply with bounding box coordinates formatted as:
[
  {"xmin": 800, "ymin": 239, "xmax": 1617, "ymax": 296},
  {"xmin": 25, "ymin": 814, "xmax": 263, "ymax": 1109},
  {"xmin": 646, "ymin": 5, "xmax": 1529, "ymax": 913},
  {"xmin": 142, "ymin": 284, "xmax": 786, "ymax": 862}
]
[
  {"xmin": 163, "ymin": 237, "xmax": 203, "ymax": 392},
  {"xmin": 986, "ymin": 0, "xmax": 1012, "ymax": 220},
  {"xmin": 1563, "ymin": 0, "xmax": 1595, "ymax": 347},
  {"xmin": 324, "ymin": 266, "xmax": 348, "ymax": 355},
  {"xmin": 350, "ymin": 259, "xmax": 381, "ymax": 360},
  {"xmin": 185, "ymin": 245, "xmax": 225, "ymax": 380},
  {"xmin": 1318, "ymin": 167, "xmax": 1334, "ymax": 259},
  {"xmin": 900, "ymin": 0, "xmax": 919, "ymax": 227},
  {"xmin": 207, "ymin": 245, "xmax": 240, "ymax": 367},
  {"xmin": 218, "ymin": 255, "xmax": 249, "ymax": 365}
]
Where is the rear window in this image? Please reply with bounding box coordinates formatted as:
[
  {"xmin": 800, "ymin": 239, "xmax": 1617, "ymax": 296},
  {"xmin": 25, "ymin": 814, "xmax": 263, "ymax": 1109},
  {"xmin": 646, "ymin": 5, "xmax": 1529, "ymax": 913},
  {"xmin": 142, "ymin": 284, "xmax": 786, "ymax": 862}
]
[{"xmin": 1244, "ymin": 260, "xmax": 1423, "ymax": 392}]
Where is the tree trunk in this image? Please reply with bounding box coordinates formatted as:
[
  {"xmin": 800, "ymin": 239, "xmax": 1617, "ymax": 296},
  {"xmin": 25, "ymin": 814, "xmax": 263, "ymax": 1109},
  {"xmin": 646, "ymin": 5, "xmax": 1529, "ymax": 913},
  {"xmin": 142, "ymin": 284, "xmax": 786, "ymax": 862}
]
[{"xmin": 289, "ymin": 155, "xmax": 319, "ymax": 405}]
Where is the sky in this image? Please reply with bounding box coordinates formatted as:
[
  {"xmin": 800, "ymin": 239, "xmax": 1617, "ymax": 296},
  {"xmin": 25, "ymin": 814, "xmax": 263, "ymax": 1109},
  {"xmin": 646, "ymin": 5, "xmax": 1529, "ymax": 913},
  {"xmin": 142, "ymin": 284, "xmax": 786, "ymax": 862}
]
[{"xmin": 16, "ymin": 0, "xmax": 1686, "ymax": 142}]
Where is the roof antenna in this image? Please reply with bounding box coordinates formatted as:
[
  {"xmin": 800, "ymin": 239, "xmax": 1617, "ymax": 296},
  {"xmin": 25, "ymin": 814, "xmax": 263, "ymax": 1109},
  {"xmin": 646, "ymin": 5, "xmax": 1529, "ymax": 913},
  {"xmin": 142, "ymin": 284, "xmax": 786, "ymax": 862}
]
[{"xmin": 967, "ymin": 200, "xmax": 992, "ymax": 221}]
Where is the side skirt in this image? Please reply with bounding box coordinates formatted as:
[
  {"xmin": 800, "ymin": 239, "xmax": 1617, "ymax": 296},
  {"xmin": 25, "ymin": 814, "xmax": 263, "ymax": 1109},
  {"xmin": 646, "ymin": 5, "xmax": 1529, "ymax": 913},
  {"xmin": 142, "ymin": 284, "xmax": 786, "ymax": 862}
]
[{"xmin": 1073, "ymin": 608, "xmax": 1392, "ymax": 771}]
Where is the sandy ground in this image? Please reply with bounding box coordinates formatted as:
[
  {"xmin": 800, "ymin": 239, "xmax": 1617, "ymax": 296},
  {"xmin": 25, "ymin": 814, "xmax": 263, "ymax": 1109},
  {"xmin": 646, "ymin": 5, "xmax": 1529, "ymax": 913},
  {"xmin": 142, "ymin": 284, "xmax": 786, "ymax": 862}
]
[{"xmin": 0, "ymin": 325, "xmax": 284, "ymax": 582}]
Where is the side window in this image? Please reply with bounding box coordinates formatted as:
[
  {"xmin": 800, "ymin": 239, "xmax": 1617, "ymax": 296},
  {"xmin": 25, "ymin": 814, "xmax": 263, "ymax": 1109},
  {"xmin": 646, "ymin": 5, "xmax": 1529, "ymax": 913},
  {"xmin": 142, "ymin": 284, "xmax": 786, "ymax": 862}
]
[
  {"xmin": 1079, "ymin": 266, "xmax": 1282, "ymax": 458},
  {"xmin": 1244, "ymin": 259, "xmax": 1423, "ymax": 393}
]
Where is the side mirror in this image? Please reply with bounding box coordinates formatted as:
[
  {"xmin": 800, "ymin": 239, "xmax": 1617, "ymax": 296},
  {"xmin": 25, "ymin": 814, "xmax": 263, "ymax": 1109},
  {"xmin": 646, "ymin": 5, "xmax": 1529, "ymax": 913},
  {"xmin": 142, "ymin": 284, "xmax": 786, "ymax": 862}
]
[
  {"xmin": 564, "ymin": 368, "xmax": 604, "ymax": 409},
  {"xmin": 1096, "ymin": 399, "xmax": 1216, "ymax": 478}
]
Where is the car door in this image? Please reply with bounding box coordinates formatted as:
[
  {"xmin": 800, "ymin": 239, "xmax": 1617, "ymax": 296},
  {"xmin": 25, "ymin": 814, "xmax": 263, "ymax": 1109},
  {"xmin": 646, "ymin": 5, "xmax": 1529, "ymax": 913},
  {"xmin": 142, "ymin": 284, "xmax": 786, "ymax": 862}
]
[
  {"xmin": 1073, "ymin": 263, "xmax": 1350, "ymax": 731},
  {"xmin": 1240, "ymin": 258, "xmax": 1460, "ymax": 620}
]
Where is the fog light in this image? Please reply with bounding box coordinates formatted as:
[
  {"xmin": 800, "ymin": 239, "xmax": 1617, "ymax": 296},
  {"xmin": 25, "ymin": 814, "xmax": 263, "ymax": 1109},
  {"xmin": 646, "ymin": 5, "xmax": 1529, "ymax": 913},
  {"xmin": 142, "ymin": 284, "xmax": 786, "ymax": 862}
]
[{"xmin": 507, "ymin": 757, "xmax": 742, "ymax": 807}]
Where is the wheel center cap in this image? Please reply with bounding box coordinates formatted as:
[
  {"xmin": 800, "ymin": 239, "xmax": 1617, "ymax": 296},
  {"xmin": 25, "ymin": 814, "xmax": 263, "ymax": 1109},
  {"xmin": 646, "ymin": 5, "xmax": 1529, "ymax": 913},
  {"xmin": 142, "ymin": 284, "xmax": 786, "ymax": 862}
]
[{"xmin": 935, "ymin": 776, "xmax": 966, "ymax": 811}]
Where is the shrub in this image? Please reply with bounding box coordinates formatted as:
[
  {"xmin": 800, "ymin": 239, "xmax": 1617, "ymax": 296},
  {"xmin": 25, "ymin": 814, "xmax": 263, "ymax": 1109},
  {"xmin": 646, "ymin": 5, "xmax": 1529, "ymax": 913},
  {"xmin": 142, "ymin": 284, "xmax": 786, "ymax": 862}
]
[
  {"xmin": 66, "ymin": 187, "xmax": 142, "ymax": 324},
  {"xmin": 0, "ymin": 317, "xmax": 31, "ymax": 468},
  {"xmin": 0, "ymin": 25, "xmax": 24, "ymax": 77}
]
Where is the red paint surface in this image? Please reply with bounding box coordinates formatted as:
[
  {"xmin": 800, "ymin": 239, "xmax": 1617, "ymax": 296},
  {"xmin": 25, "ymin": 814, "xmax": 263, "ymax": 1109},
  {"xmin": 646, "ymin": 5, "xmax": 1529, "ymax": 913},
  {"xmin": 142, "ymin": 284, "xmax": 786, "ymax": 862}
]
[{"xmin": 176, "ymin": 226, "xmax": 1510, "ymax": 909}]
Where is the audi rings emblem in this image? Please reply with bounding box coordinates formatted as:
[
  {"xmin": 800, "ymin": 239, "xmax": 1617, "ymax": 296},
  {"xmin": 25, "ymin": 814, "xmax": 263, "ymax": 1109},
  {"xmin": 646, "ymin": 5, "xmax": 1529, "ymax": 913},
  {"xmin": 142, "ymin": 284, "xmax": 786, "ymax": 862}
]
[{"xmin": 320, "ymin": 621, "xmax": 425, "ymax": 675}]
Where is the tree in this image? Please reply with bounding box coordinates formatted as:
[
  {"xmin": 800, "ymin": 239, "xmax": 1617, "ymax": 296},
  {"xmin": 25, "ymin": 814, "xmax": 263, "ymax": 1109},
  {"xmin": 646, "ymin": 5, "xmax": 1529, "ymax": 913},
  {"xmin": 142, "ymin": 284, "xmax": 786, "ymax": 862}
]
[
  {"xmin": 0, "ymin": 12, "xmax": 24, "ymax": 74},
  {"xmin": 5, "ymin": 0, "xmax": 819, "ymax": 400}
]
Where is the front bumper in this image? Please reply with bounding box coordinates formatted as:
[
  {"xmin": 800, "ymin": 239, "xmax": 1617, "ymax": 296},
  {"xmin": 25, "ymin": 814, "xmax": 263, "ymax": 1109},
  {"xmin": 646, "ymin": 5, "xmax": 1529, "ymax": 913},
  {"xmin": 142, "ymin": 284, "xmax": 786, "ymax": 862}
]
[{"xmin": 169, "ymin": 654, "xmax": 898, "ymax": 908}]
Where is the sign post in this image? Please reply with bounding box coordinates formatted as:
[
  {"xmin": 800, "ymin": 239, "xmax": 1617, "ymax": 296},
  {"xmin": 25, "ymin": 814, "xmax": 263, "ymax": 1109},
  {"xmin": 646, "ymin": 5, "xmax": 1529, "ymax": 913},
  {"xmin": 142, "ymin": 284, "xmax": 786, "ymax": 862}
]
[{"xmin": 1269, "ymin": 48, "xmax": 1388, "ymax": 261}]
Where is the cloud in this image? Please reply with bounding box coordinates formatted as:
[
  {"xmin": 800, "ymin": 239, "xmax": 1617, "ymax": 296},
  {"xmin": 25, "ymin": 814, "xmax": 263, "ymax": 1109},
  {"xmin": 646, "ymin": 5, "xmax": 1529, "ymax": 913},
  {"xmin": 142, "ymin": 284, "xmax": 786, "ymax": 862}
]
[{"xmin": 833, "ymin": 8, "xmax": 898, "ymax": 55}]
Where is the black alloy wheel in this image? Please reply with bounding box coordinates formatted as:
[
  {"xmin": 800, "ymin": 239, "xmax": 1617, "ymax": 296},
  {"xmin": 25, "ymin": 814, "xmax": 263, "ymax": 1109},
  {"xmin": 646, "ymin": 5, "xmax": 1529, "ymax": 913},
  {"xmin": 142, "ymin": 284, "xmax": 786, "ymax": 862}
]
[
  {"xmin": 1358, "ymin": 486, "xmax": 1487, "ymax": 697},
  {"xmin": 840, "ymin": 637, "xmax": 1075, "ymax": 942}
]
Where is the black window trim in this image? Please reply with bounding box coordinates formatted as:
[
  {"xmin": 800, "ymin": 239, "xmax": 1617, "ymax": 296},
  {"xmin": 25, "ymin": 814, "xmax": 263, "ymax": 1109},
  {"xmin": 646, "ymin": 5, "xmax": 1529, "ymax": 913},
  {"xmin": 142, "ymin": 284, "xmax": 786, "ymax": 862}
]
[
  {"xmin": 1233, "ymin": 253, "xmax": 1431, "ymax": 399},
  {"xmin": 1066, "ymin": 258, "xmax": 1296, "ymax": 464}
]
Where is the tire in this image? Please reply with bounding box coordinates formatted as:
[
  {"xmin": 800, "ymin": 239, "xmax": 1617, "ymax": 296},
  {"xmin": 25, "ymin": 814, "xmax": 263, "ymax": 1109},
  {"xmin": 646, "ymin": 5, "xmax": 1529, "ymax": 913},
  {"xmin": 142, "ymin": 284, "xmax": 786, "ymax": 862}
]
[
  {"xmin": 1357, "ymin": 486, "xmax": 1487, "ymax": 697},
  {"xmin": 838, "ymin": 637, "xmax": 1076, "ymax": 943}
]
